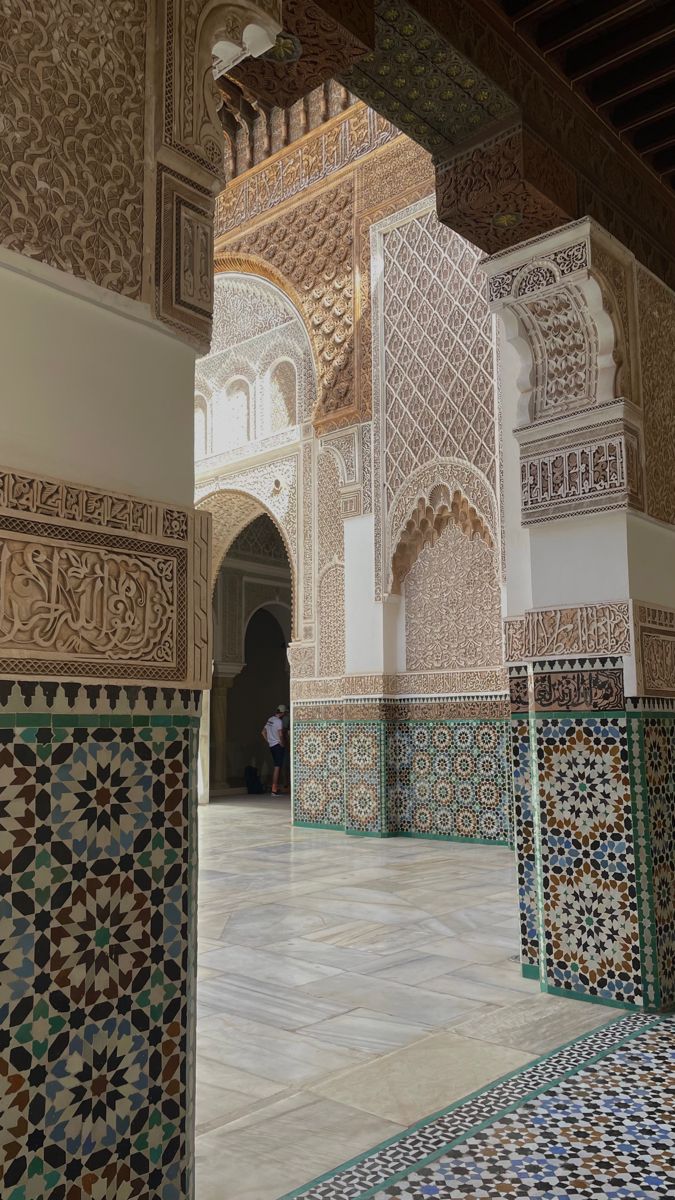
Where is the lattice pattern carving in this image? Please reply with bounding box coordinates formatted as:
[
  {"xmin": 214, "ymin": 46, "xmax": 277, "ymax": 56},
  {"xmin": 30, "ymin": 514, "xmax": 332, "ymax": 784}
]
[
  {"xmin": 391, "ymin": 486, "xmax": 493, "ymax": 595},
  {"xmin": 228, "ymin": 513, "xmax": 288, "ymax": 562},
  {"xmin": 316, "ymin": 451, "xmax": 345, "ymax": 677},
  {"xmin": 381, "ymin": 206, "xmax": 495, "ymax": 502}
]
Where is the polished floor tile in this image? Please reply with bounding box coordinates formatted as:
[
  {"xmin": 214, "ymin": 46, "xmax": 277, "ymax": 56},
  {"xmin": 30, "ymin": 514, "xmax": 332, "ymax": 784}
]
[{"xmin": 196, "ymin": 797, "xmax": 617, "ymax": 1200}]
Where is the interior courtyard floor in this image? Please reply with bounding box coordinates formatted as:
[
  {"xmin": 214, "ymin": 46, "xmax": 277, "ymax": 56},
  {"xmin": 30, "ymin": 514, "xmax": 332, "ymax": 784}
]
[{"xmin": 194, "ymin": 798, "xmax": 621, "ymax": 1200}]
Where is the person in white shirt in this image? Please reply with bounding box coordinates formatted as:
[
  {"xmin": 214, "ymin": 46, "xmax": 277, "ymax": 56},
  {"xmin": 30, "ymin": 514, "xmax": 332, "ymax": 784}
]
[{"xmin": 261, "ymin": 704, "xmax": 287, "ymax": 796}]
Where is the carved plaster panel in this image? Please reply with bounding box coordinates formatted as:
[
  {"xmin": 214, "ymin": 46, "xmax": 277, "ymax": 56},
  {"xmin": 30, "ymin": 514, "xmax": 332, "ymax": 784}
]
[
  {"xmin": 291, "ymin": 669, "xmax": 508, "ymax": 701},
  {"xmin": 391, "ymin": 485, "xmax": 493, "ymax": 595},
  {"xmin": 404, "ymin": 522, "xmax": 502, "ymax": 674},
  {"xmin": 1, "ymin": 0, "xmax": 145, "ymax": 296},
  {"xmin": 486, "ymin": 220, "xmax": 645, "ymax": 523},
  {"xmin": 634, "ymin": 604, "xmax": 675, "ymax": 698},
  {"xmin": 320, "ymin": 426, "xmax": 366, "ymax": 518},
  {"xmin": 371, "ymin": 196, "xmax": 497, "ymax": 600},
  {"xmin": 639, "ymin": 267, "xmax": 675, "ymax": 525},
  {"xmin": 0, "ymin": 467, "xmax": 210, "ymax": 687},
  {"xmin": 316, "ymin": 451, "xmax": 345, "ymax": 678},
  {"xmin": 200, "ymin": 454, "xmax": 298, "ymax": 567},
  {"xmin": 506, "ymin": 603, "xmax": 631, "ymax": 661},
  {"xmin": 287, "ymin": 640, "xmax": 317, "ymax": 679},
  {"xmin": 224, "ymin": 178, "xmax": 355, "ymax": 423},
  {"xmin": 520, "ymin": 424, "xmax": 644, "ymax": 523},
  {"xmin": 216, "ymin": 103, "xmax": 398, "ymax": 234}
]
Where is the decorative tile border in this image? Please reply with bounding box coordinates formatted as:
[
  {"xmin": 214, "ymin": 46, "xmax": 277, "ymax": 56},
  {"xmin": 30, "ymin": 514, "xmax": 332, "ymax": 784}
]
[{"xmin": 279, "ymin": 1013, "xmax": 660, "ymax": 1199}]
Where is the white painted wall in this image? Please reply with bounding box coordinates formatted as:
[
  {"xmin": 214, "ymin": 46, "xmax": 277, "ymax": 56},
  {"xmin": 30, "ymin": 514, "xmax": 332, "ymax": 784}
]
[
  {"xmin": 344, "ymin": 514, "xmax": 384, "ymax": 673},
  {"xmin": 500, "ymin": 321, "xmax": 534, "ymax": 617},
  {"xmin": 529, "ymin": 511, "xmax": 629, "ymax": 607},
  {"xmin": 627, "ymin": 513, "xmax": 675, "ymax": 606},
  {"xmin": 0, "ymin": 250, "xmax": 195, "ymax": 506}
]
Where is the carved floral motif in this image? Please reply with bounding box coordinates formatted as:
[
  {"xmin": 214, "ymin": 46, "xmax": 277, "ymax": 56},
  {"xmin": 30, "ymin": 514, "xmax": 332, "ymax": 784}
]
[
  {"xmin": 0, "ymin": 0, "xmax": 146, "ymax": 295},
  {"xmin": 404, "ymin": 522, "xmax": 502, "ymax": 674}
]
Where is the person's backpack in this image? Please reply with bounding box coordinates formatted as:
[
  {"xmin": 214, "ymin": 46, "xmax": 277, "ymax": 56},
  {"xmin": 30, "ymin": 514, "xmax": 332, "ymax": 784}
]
[{"xmin": 244, "ymin": 765, "xmax": 265, "ymax": 795}]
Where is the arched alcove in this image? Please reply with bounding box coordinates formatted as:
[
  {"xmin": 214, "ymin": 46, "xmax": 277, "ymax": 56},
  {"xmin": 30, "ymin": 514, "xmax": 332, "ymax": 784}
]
[{"xmin": 194, "ymin": 270, "xmax": 316, "ymax": 460}]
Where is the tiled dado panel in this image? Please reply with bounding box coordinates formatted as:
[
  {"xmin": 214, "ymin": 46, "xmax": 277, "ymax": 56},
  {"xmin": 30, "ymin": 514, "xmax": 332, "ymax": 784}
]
[
  {"xmin": 293, "ymin": 721, "xmax": 346, "ymax": 830},
  {"xmin": 385, "ymin": 719, "xmax": 511, "ymax": 843},
  {"xmin": 292, "ymin": 704, "xmax": 512, "ymax": 844},
  {"xmin": 630, "ymin": 708, "xmax": 675, "ymax": 1010},
  {"xmin": 0, "ymin": 684, "xmax": 200, "ymax": 1200},
  {"xmin": 509, "ymin": 658, "xmax": 675, "ymax": 1009},
  {"xmin": 509, "ymin": 667, "xmax": 538, "ymax": 976}
]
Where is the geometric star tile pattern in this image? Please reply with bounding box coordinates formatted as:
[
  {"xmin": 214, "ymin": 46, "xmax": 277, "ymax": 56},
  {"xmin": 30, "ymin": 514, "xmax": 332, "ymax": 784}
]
[
  {"xmin": 535, "ymin": 714, "xmax": 642, "ymax": 1005},
  {"xmin": 386, "ymin": 719, "xmax": 511, "ymax": 843},
  {"xmin": 0, "ymin": 699, "xmax": 199, "ymax": 1200},
  {"xmin": 293, "ymin": 717, "xmax": 511, "ymax": 844}
]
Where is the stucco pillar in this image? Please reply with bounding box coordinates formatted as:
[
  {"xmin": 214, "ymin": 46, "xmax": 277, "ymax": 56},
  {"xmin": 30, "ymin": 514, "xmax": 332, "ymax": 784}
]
[{"xmin": 487, "ymin": 217, "xmax": 675, "ymax": 1011}]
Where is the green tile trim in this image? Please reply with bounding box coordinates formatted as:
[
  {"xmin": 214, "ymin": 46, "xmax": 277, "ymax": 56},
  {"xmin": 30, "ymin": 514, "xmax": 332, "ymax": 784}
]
[
  {"xmin": 277, "ymin": 1013, "xmax": 660, "ymax": 1200},
  {"xmin": 541, "ymin": 982, "xmax": 655, "ymax": 1012},
  {"xmin": 395, "ymin": 832, "xmax": 510, "ymax": 847},
  {"xmin": 345, "ymin": 828, "xmax": 393, "ymax": 838},
  {"xmin": 292, "ymin": 820, "xmax": 344, "ymax": 831},
  {"xmin": 627, "ymin": 713, "xmax": 660, "ymax": 1010},
  {"xmin": 521, "ymin": 963, "xmax": 540, "ymax": 980}
]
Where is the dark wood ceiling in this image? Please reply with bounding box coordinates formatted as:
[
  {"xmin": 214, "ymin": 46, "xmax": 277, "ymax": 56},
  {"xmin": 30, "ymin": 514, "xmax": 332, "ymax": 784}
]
[{"xmin": 491, "ymin": 0, "xmax": 675, "ymax": 192}]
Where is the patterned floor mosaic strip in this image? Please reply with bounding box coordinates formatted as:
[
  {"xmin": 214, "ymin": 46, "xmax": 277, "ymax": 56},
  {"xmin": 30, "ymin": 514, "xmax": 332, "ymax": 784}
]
[{"xmin": 279, "ymin": 1013, "xmax": 669, "ymax": 1200}]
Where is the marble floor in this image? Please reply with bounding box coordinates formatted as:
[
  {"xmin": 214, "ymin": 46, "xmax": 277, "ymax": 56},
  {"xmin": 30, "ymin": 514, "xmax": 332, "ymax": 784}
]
[{"xmin": 195, "ymin": 798, "xmax": 617, "ymax": 1200}]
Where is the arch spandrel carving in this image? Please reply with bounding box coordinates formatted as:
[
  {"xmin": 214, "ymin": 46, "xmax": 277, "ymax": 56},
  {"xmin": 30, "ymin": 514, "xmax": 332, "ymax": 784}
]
[{"xmin": 391, "ymin": 484, "xmax": 495, "ymax": 596}]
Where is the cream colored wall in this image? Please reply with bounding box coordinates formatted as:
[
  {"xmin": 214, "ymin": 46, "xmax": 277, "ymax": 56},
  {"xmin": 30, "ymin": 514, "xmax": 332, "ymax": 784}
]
[
  {"xmin": 1, "ymin": 250, "xmax": 195, "ymax": 506},
  {"xmin": 344, "ymin": 515, "xmax": 384, "ymax": 674}
]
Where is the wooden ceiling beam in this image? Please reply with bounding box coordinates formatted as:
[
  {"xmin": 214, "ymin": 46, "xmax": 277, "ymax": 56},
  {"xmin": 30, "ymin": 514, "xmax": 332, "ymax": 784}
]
[
  {"xmin": 612, "ymin": 91, "xmax": 675, "ymax": 133},
  {"xmin": 568, "ymin": 13, "xmax": 675, "ymax": 83},
  {"xmin": 539, "ymin": 0, "xmax": 649, "ymax": 55}
]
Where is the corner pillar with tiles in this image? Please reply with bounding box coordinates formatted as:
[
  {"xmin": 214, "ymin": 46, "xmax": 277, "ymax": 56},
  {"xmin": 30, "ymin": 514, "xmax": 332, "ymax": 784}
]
[{"xmin": 487, "ymin": 218, "xmax": 675, "ymax": 1011}]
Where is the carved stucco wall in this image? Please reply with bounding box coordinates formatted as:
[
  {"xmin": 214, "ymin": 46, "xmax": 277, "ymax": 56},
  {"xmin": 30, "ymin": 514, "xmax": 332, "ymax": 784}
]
[
  {"xmin": 316, "ymin": 450, "xmax": 345, "ymax": 678},
  {"xmin": 226, "ymin": 179, "xmax": 355, "ymax": 422},
  {"xmin": 1, "ymin": 0, "xmax": 146, "ymax": 295},
  {"xmin": 195, "ymin": 273, "xmax": 316, "ymax": 461},
  {"xmin": 639, "ymin": 267, "xmax": 675, "ymax": 526},
  {"xmin": 372, "ymin": 196, "xmax": 500, "ymax": 617},
  {"xmin": 404, "ymin": 522, "xmax": 502, "ymax": 673},
  {"xmin": 215, "ymin": 111, "xmax": 436, "ymax": 430},
  {"xmin": 381, "ymin": 204, "xmax": 495, "ymax": 502}
]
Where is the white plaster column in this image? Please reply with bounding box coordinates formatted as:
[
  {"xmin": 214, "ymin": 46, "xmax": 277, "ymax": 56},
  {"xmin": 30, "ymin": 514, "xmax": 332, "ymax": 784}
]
[
  {"xmin": 344, "ymin": 513, "xmax": 405, "ymax": 675},
  {"xmin": 198, "ymin": 686, "xmax": 211, "ymax": 805}
]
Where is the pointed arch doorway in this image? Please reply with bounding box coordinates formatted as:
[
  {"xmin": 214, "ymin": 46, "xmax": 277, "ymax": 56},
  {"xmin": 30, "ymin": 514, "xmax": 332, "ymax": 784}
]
[{"xmin": 196, "ymin": 493, "xmax": 296, "ymax": 803}]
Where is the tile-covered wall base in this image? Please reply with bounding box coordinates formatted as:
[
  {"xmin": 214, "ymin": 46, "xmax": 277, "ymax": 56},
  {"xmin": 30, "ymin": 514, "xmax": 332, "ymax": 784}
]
[
  {"xmin": 292, "ymin": 696, "xmax": 512, "ymax": 844},
  {"xmin": 509, "ymin": 660, "xmax": 675, "ymax": 1011},
  {"xmin": 0, "ymin": 682, "xmax": 200, "ymax": 1200}
]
